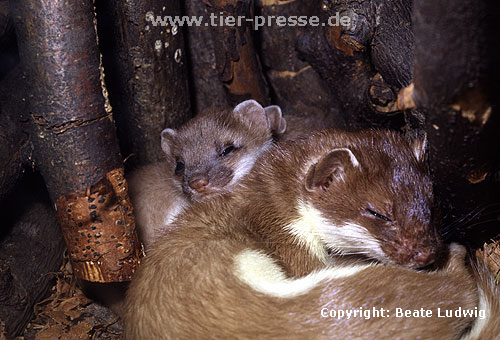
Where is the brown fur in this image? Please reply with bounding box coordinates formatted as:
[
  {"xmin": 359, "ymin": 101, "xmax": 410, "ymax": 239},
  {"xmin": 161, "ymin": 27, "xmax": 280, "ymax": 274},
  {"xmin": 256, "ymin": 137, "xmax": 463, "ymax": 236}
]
[
  {"xmin": 160, "ymin": 101, "xmax": 276, "ymax": 202},
  {"xmin": 278, "ymin": 114, "xmax": 334, "ymax": 141},
  {"xmin": 464, "ymin": 255, "xmax": 500, "ymax": 340},
  {"xmin": 127, "ymin": 100, "xmax": 283, "ymax": 249},
  {"xmin": 124, "ymin": 130, "xmax": 489, "ymax": 339},
  {"xmin": 127, "ymin": 162, "xmax": 187, "ymax": 247},
  {"xmin": 124, "ymin": 211, "xmax": 478, "ymax": 339},
  {"xmin": 241, "ymin": 130, "xmax": 440, "ymax": 273}
]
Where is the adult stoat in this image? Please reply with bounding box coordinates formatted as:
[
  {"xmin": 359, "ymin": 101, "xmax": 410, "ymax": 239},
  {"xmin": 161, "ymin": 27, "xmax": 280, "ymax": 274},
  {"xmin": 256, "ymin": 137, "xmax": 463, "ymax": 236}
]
[
  {"xmin": 124, "ymin": 229, "xmax": 484, "ymax": 339},
  {"xmin": 238, "ymin": 129, "xmax": 440, "ymax": 274},
  {"xmin": 124, "ymin": 130, "xmax": 499, "ymax": 339}
]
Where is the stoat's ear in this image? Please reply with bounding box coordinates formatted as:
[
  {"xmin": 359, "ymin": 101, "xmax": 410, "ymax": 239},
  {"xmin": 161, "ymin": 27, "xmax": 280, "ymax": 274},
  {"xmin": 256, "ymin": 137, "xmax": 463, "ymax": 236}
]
[
  {"xmin": 161, "ymin": 128, "xmax": 177, "ymax": 156},
  {"xmin": 233, "ymin": 99, "xmax": 268, "ymax": 130},
  {"xmin": 305, "ymin": 148, "xmax": 360, "ymax": 192},
  {"xmin": 264, "ymin": 105, "xmax": 287, "ymax": 137},
  {"xmin": 410, "ymin": 133, "xmax": 427, "ymax": 162}
]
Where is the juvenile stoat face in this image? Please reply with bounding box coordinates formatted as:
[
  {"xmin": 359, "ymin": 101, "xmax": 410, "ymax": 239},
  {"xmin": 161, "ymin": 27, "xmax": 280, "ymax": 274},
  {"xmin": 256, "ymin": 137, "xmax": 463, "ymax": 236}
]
[
  {"xmin": 161, "ymin": 100, "xmax": 279, "ymax": 202},
  {"xmin": 299, "ymin": 132, "xmax": 440, "ymax": 268}
]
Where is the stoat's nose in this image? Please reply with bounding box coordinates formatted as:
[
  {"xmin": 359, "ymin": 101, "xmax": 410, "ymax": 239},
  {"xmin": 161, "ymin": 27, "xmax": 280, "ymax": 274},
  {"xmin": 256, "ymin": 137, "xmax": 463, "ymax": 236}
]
[
  {"xmin": 189, "ymin": 177, "xmax": 209, "ymax": 192},
  {"xmin": 388, "ymin": 238, "xmax": 439, "ymax": 269},
  {"xmin": 413, "ymin": 251, "xmax": 436, "ymax": 268}
]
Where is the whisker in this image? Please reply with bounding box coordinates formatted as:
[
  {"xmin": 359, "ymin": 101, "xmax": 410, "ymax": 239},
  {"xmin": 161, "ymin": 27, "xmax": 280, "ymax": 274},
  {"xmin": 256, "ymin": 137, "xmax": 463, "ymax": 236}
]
[
  {"xmin": 439, "ymin": 203, "xmax": 500, "ymax": 237},
  {"xmin": 460, "ymin": 218, "xmax": 500, "ymax": 231}
]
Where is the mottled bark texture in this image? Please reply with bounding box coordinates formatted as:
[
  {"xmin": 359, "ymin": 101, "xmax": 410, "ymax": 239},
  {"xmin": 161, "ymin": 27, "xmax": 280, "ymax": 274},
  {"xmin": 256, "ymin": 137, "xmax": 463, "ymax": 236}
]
[
  {"xmin": 205, "ymin": 0, "xmax": 270, "ymax": 106},
  {"xmin": 296, "ymin": 0, "xmax": 412, "ymax": 129},
  {"xmin": 96, "ymin": 0, "xmax": 192, "ymax": 166},
  {"xmin": 10, "ymin": 0, "xmax": 141, "ymax": 282}
]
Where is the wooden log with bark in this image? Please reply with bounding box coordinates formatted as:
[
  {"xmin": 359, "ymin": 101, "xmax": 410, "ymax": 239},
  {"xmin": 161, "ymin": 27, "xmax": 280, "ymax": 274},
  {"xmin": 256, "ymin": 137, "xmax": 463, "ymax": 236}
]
[
  {"xmin": 184, "ymin": 0, "xmax": 229, "ymax": 114},
  {"xmin": 96, "ymin": 0, "xmax": 192, "ymax": 167},
  {"xmin": 205, "ymin": 0, "xmax": 270, "ymax": 106},
  {"xmin": 296, "ymin": 0, "xmax": 412, "ymax": 129},
  {"xmin": 0, "ymin": 66, "xmax": 66, "ymax": 337},
  {"xmin": 10, "ymin": 0, "xmax": 141, "ymax": 283},
  {"xmin": 255, "ymin": 0, "xmax": 339, "ymax": 126}
]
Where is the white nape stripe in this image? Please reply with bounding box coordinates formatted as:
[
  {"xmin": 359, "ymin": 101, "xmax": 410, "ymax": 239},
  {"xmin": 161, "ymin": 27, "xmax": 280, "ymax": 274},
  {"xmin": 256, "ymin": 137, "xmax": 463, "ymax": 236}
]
[
  {"xmin": 460, "ymin": 287, "xmax": 490, "ymax": 340},
  {"xmin": 228, "ymin": 140, "xmax": 271, "ymax": 187},
  {"xmin": 284, "ymin": 201, "xmax": 390, "ymax": 264},
  {"xmin": 285, "ymin": 201, "xmax": 388, "ymax": 263},
  {"xmin": 283, "ymin": 201, "xmax": 331, "ymax": 265},
  {"xmin": 234, "ymin": 249, "xmax": 372, "ymax": 299},
  {"xmin": 228, "ymin": 153, "xmax": 259, "ymax": 187},
  {"xmin": 325, "ymin": 222, "xmax": 388, "ymax": 262},
  {"xmin": 162, "ymin": 199, "xmax": 187, "ymax": 228}
]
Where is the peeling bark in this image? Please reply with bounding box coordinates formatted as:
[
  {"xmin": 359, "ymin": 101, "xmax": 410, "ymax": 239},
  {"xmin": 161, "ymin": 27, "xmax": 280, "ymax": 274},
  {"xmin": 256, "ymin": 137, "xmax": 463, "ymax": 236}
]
[
  {"xmin": 205, "ymin": 0, "xmax": 270, "ymax": 106},
  {"xmin": 11, "ymin": 0, "xmax": 141, "ymax": 282}
]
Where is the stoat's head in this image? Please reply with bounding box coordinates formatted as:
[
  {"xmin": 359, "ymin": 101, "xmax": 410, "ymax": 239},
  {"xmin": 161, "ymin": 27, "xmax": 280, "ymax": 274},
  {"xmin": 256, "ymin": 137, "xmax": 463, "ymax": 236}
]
[
  {"xmin": 296, "ymin": 132, "xmax": 441, "ymax": 269},
  {"xmin": 160, "ymin": 100, "xmax": 285, "ymax": 202}
]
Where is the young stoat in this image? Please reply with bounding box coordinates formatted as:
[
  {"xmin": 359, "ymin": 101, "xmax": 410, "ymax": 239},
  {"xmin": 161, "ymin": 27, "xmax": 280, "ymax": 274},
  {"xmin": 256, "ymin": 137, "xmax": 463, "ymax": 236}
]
[
  {"xmin": 127, "ymin": 100, "xmax": 285, "ymax": 248},
  {"xmin": 124, "ymin": 130, "xmax": 499, "ymax": 339}
]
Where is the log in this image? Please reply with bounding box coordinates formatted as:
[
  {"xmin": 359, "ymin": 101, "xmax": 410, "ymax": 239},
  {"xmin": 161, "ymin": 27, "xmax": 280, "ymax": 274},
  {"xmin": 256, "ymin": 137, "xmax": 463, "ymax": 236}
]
[
  {"xmin": 96, "ymin": 0, "xmax": 192, "ymax": 166},
  {"xmin": 205, "ymin": 0, "xmax": 270, "ymax": 106},
  {"xmin": 256, "ymin": 0, "xmax": 340, "ymax": 126},
  {"xmin": 184, "ymin": 0, "xmax": 229, "ymax": 114},
  {"xmin": 11, "ymin": 0, "xmax": 141, "ymax": 282},
  {"xmin": 296, "ymin": 0, "xmax": 412, "ymax": 129}
]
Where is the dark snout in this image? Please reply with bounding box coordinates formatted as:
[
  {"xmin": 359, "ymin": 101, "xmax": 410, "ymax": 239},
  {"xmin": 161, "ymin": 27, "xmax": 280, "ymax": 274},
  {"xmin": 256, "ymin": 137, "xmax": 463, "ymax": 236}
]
[{"xmin": 382, "ymin": 232, "xmax": 442, "ymax": 269}]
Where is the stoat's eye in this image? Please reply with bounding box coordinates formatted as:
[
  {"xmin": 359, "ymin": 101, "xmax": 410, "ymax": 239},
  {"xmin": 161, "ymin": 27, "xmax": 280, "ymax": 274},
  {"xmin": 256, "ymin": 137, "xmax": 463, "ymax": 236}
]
[
  {"xmin": 365, "ymin": 208, "xmax": 392, "ymax": 222},
  {"xmin": 174, "ymin": 160, "xmax": 185, "ymax": 175},
  {"xmin": 220, "ymin": 145, "xmax": 235, "ymax": 157}
]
